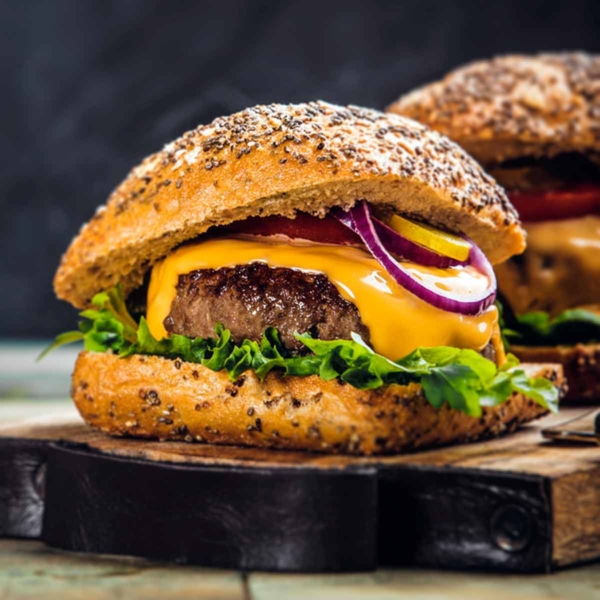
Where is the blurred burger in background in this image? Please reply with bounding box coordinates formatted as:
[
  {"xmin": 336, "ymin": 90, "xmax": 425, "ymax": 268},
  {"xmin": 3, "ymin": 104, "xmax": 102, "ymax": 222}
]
[{"xmin": 389, "ymin": 53, "xmax": 600, "ymax": 403}]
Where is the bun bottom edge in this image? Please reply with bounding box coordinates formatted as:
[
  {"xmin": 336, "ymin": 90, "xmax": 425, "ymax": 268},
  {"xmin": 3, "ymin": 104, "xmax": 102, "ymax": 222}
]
[
  {"xmin": 511, "ymin": 343, "xmax": 600, "ymax": 404},
  {"xmin": 71, "ymin": 351, "xmax": 564, "ymax": 455}
]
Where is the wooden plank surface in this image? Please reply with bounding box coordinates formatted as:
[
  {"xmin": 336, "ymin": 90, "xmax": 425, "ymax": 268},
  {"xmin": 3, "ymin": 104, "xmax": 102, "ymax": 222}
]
[
  {"xmin": 1, "ymin": 539, "xmax": 600, "ymax": 600},
  {"xmin": 0, "ymin": 540, "xmax": 244, "ymax": 600},
  {"xmin": 249, "ymin": 565, "xmax": 600, "ymax": 600},
  {"xmin": 553, "ymin": 468, "xmax": 600, "ymax": 566}
]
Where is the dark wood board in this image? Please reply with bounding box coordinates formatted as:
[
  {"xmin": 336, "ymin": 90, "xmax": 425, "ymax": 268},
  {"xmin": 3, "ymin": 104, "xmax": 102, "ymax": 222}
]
[{"xmin": 0, "ymin": 409, "xmax": 599, "ymax": 573}]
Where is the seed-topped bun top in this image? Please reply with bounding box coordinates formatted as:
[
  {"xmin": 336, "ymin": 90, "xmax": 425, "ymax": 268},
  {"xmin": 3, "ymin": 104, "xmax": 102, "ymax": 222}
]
[
  {"xmin": 54, "ymin": 101, "xmax": 524, "ymax": 308},
  {"xmin": 388, "ymin": 53, "xmax": 600, "ymax": 165}
]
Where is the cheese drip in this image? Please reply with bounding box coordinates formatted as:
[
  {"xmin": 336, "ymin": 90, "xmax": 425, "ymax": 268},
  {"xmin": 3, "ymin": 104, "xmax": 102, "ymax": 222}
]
[
  {"xmin": 496, "ymin": 215, "xmax": 600, "ymax": 316},
  {"xmin": 147, "ymin": 238, "xmax": 498, "ymax": 361}
]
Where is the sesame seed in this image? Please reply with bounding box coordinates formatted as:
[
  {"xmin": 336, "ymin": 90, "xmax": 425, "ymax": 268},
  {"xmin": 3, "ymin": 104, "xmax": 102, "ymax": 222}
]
[{"xmin": 64, "ymin": 99, "xmax": 519, "ymax": 306}]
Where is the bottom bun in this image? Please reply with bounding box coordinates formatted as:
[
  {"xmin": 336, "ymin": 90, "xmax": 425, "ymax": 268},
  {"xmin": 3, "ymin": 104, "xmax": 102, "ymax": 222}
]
[
  {"xmin": 72, "ymin": 351, "xmax": 563, "ymax": 455},
  {"xmin": 511, "ymin": 343, "xmax": 600, "ymax": 404}
]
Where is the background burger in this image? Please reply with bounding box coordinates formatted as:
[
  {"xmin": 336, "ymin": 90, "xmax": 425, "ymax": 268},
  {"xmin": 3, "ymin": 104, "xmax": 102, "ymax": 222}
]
[
  {"xmin": 49, "ymin": 101, "xmax": 561, "ymax": 454},
  {"xmin": 390, "ymin": 53, "xmax": 600, "ymax": 403}
]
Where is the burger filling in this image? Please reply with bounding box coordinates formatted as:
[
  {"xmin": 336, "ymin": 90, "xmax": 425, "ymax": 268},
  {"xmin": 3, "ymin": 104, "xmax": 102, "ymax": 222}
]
[
  {"xmin": 146, "ymin": 236, "xmax": 499, "ymax": 363},
  {"xmin": 163, "ymin": 263, "xmax": 370, "ymax": 352},
  {"xmin": 46, "ymin": 202, "xmax": 559, "ymax": 416},
  {"xmin": 490, "ymin": 153, "xmax": 600, "ymax": 346}
]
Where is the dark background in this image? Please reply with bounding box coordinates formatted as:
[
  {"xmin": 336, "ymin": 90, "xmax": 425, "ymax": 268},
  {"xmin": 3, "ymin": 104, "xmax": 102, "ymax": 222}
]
[{"xmin": 3, "ymin": 0, "xmax": 600, "ymax": 338}]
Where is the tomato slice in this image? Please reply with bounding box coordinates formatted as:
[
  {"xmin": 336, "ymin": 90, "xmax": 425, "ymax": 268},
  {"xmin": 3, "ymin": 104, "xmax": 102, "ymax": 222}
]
[
  {"xmin": 216, "ymin": 212, "xmax": 362, "ymax": 245},
  {"xmin": 509, "ymin": 184, "xmax": 600, "ymax": 223}
]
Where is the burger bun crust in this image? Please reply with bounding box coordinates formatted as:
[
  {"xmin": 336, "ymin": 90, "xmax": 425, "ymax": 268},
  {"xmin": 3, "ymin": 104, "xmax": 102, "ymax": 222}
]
[
  {"xmin": 71, "ymin": 351, "xmax": 563, "ymax": 455},
  {"xmin": 54, "ymin": 101, "xmax": 524, "ymax": 309},
  {"xmin": 388, "ymin": 53, "xmax": 600, "ymax": 165}
]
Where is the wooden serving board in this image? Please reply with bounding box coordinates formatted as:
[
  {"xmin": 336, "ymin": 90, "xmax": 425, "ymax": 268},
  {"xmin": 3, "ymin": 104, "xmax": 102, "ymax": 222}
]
[{"xmin": 0, "ymin": 409, "xmax": 599, "ymax": 573}]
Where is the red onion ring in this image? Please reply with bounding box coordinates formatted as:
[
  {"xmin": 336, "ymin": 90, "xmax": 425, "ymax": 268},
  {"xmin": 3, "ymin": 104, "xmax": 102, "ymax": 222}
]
[
  {"xmin": 331, "ymin": 208, "xmax": 467, "ymax": 268},
  {"xmin": 337, "ymin": 202, "xmax": 496, "ymax": 316}
]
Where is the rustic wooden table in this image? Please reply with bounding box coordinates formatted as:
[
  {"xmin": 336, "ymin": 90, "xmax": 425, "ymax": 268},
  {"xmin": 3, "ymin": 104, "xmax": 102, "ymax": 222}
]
[{"xmin": 1, "ymin": 342, "xmax": 599, "ymax": 599}]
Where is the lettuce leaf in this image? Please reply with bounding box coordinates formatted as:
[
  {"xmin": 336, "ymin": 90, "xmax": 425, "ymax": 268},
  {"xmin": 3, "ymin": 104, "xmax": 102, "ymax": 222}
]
[
  {"xmin": 499, "ymin": 299, "xmax": 600, "ymax": 346},
  {"xmin": 44, "ymin": 285, "xmax": 559, "ymax": 416}
]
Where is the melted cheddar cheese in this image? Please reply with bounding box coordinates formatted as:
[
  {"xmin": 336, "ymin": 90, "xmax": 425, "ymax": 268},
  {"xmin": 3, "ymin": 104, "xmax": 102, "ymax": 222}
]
[
  {"xmin": 147, "ymin": 238, "xmax": 498, "ymax": 361},
  {"xmin": 497, "ymin": 215, "xmax": 600, "ymax": 316}
]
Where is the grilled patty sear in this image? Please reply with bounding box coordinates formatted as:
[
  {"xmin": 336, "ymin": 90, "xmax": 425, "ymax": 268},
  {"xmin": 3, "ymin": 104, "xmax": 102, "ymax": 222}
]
[{"xmin": 164, "ymin": 263, "xmax": 370, "ymax": 352}]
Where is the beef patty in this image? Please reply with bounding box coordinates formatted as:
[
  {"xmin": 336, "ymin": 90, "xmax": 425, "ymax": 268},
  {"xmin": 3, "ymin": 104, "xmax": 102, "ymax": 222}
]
[{"xmin": 164, "ymin": 263, "xmax": 370, "ymax": 352}]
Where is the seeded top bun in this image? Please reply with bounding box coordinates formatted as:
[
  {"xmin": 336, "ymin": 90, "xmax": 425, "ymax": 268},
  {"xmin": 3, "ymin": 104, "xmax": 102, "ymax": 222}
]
[
  {"xmin": 54, "ymin": 101, "xmax": 524, "ymax": 309},
  {"xmin": 388, "ymin": 53, "xmax": 600, "ymax": 165}
]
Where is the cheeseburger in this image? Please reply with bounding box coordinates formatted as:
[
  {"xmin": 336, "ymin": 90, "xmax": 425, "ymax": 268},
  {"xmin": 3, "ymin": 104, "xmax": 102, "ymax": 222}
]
[
  {"xmin": 390, "ymin": 53, "xmax": 600, "ymax": 403},
  {"xmin": 50, "ymin": 101, "xmax": 560, "ymax": 454}
]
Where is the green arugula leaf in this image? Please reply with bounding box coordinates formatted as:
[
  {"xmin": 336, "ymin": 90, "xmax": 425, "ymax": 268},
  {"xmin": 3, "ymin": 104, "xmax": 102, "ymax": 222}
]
[
  {"xmin": 499, "ymin": 299, "xmax": 600, "ymax": 347},
  {"xmin": 44, "ymin": 285, "xmax": 561, "ymax": 417},
  {"xmin": 508, "ymin": 370, "xmax": 560, "ymax": 413},
  {"xmin": 422, "ymin": 364, "xmax": 482, "ymax": 416},
  {"xmin": 37, "ymin": 330, "xmax": 84, "ymax": 361}
]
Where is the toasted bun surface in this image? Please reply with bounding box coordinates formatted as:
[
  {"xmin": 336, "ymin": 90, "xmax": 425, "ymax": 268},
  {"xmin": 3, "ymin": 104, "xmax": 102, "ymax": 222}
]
[
  {"xmin": 511, "ymin": 343, "xmax": 599, "ymax": 404},
  {"xmin": 55, "ymin": 101, "xmax": 523, "ymax": 309},
  {"xmin": 72, "ymin": 351, "xmax": 563, "ymax": 455},
  {"xmin": 388, "ymin": 53, "xmax": 600, "ymax": 165}
]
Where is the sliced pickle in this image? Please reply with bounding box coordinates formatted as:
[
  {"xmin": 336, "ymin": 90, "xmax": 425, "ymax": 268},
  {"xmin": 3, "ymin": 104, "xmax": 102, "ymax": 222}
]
[{"xmin": 389, "ymin": 214, "xmax": 471, "ymax": 262}]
